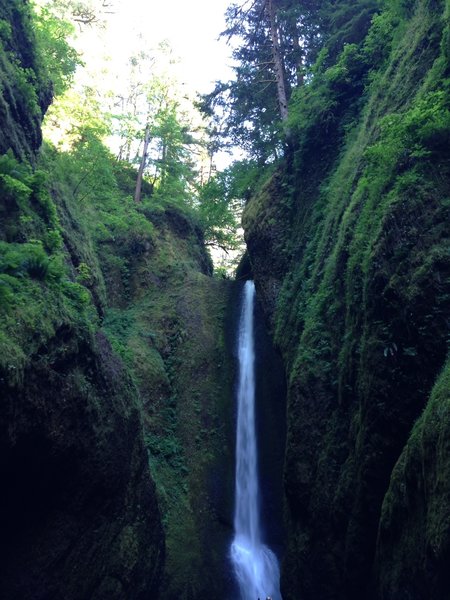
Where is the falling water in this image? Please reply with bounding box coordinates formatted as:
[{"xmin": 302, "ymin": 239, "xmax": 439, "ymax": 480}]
[{"xmin": 231, "ymin": 280, "xmax": 282, "ymax": 600}]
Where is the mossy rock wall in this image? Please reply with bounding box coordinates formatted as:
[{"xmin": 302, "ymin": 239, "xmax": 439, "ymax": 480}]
[
  {"xmin": 0, "ymin": 4, "xmax": 166, "ymax": 596},
  {"xmin": 243, "ymin": 1, "xmax": 450, "ymax": 598},
  {"xmin": 0, "ymin": 327, "xmax": 164, "ymax": 600},
  {"xmin": 0, "ymin": 0, "xmax": 51, "ymax": 160},
  {"xmin": 0, "ymin": 148, "xmax": 238, "ymax": 598},
  {"xmin": 374, "ymin": 358, "xmax": 450, "ymax": 600},
  {"xmin": 0, "ymin": 135, "xmax": 239, "ymax": 598},
  {"xmin": 95, "ymin": 205, "xmax": 237, "ymax": 599},
  {"xmin": 253, "ymin": 289, "xmax": 287, "ymax": 560},
  {"xmin": 0, "ymin": 149, "xmax": 166, "ymax": 599}
]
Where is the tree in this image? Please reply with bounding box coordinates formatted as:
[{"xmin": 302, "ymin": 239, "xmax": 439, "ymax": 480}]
[
  {"xmin": 33, "ymin": 4, "xmax": 81, "ymax": 97},
  {"xmin": 199, "ymin": 0, "xmax": 324, "ymax": 161},
  {"xmin": 134, "ymin": 123, "xmax": 150, "ymax": 203},
  {"xmin": 112, "ymin": 49, "xmax": 157, "ymax": 162},
  {"xmin": 150, "ymin": 98, "xmax": 199, "ymax": 204},
  {"xmin": 197, "ymin": 166, "xmax": 244, "ymax": 254},
  {"xmin": 127, "ymin": 72, "xmax": 204, "ymax": 205},
  {"xmin": 266, "ymin": 0, "xmax": 289, "ymax": 121}
]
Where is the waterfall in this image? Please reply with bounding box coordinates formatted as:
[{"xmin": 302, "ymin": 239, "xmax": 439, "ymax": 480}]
[{"xmin": 231, "ymin": 280, "xmax": 282, "ymax": 600}]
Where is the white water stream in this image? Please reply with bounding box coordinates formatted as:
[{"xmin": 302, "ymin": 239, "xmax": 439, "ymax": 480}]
[{"xmin": 231, "ymin": 281, "xmax": 282, "ymax": 600}]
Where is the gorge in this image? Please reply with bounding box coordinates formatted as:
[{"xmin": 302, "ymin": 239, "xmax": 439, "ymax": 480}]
[{"xmin": 0, "ymin": 0, "xmax": 449, "ymax": 599}]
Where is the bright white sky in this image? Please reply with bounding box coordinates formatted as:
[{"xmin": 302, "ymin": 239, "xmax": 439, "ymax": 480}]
[{"xmin": 82, "ymin": 0, "xmax": 235, "ymax": 96}]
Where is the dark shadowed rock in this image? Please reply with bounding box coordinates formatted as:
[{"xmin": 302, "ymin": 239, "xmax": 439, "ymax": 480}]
[{"xmin": 0, "ymin": 327, "xmax": 164, "ymax": 599}]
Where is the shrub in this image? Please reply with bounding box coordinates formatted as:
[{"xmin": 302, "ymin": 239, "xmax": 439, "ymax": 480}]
[{"xmin": 0, "ymin": 241, "xmax": 64, "ymax": 281}]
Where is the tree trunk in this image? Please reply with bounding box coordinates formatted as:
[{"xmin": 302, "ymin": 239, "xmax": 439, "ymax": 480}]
[
  {"xmin": 266, "ymin": 0, "xmax": 289, "ymax": 122},
  {"xmin": 134, "ymin": 123, "xmax": 150, "ymax": 203},
  {"xmin": 293, "ymin": 31, "xmax": 304, "ymax": 87}
]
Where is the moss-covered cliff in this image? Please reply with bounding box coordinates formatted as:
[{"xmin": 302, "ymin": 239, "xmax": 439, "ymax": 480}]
[
  {"xmin": 54, "ymin": 161, "xmax": 237, "ymax": 598},
  {"xmin": 0, "ymin": 4, "xmax": 165, "ymax": 597},
  {"xmin": 243, "ymin": 0, "xmax": 450, "ymax": 598},
  {"xmin": 375, "ymin": 361, "xmax": 450, "ymax": 599},
  {"xmin": 0, "ymin": 1, "xmax": 52, "ymax": 159},
  {"xmin": 0, "ymin": 2, "xmax": 237, "ymax": 598},
  {"xmin": 84, "ymin": 176, "xmax": 238, "ymax": 599}
]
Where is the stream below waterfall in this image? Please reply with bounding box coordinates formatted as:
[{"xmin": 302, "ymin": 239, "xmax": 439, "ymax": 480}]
[{"xmin": 230, "ymin": 281, "xmax": 282, "ymax": 600}]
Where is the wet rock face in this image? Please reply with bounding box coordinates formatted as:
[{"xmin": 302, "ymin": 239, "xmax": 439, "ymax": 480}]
[{"xmin": 0, "ymin": 329, "xmax": 165, "ymax": 600}]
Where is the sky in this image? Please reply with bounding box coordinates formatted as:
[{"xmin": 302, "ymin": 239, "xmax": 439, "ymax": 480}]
[{"xmin": 85, "ymin": 0, "xmax": 236, "ymax": 96}]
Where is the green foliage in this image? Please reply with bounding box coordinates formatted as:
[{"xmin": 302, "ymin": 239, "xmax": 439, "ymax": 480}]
[
  {"xmin": 200, "ymin": 0, "xmax": 380, "ymax": 162},
  {"xmin": 200, "ymin": 0, "xmax": 328, "ymax": 161},
  {"xmin": 75, "ymin": 261, "xmax": 92, "ymax": 284},
  {"xmin": 62, "ymin": 279, "xmax": 91, "ymax": 309},
  {"xmin": 366, "ymin": 88, "xmax": 450, "ymax": 167},
  {"xmin": 0, "ymin": 0, "xmax": 79, "ymax": 158},
  {"xmin": 50, "ymin": 124, "xmax": 116, "ymax": 200},
  {"xmin": 0, "ymin": 241, "xmax": 50, "ymax": 280},
  {"xmin": 0, "ymin": 18, "xmax": 12, "ymax": 42},
  {"xmin": 0, "ymin": 150, "xmax": 32, "ymax": 179},
  {"xmin": 0, "ymin": 172, "xmax": 32, "ymax": 210},
  {"xmin": 287, "ymin": 12, "xmax": 391, "ymax": 167},
  {"xmin": 32, "ymin": 169, "xmax": 59, "ymax": 225},
  {"xmin": 197, "ymin": 170, "xmax": 240, "ymax": 252},
  {"xmin": 44, "ymin": 85, "xmax": 111, "ymax": 149},
  {"xmin": 0, "ymin": 273, "xmax": 17, "ymax": 311},
  {"xmin": 152, "ymin": 106, "xmax": 192, "ymax": 178},
  {"xmin": 32, "ymin": 4, "xmax": 81, "ymax": 97},
  {"xmin": 145, "ymin": 433, "xmax": 185, "ymax": 469},
  {"xmin": 0, "ymin": 151, "xmax": 65, "ymax": 251},
  {"xmin": 12, "ymin": 61, "xmax": 41, "ymax": 118},
  {"xmin": 0, "ymin": 15, "xmax": 38, "ymax": 156},
  {"xmin": 0, "ymin": 144, "xmax": 101, "ymax": 384},
  {"xmin": 318, "ymin": 0, "xmax": 379, "ymax": 63},
  {"xmin": 143, "ymin": 89, "xmax": 200, "ymax": 206},
  {"xmin": 362, "ymin": 10, "xmax": 397, "ymax": 68},
  {"xmin": 44, "ymin": 228, "xmax": 63, "ymax": 251}
]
